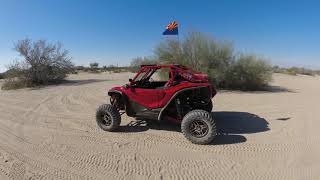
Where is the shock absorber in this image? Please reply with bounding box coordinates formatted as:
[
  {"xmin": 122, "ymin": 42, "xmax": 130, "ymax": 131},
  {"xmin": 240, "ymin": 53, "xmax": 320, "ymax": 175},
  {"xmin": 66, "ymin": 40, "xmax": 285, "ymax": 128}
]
[{"xmin": 175, "ymin": 98, "xmax": 183, "ymax": 118}]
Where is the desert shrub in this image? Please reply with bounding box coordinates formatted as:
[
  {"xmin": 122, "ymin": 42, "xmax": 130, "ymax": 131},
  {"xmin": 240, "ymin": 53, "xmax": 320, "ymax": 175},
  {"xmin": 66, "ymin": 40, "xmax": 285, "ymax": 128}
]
[
  {"xmin": 272, "ymin": 66, "xmax": 295, "ymax": 75},
  {"xmin": 287, "ymin": 67, "xmax": 300, "ymax": 75},
  {"xmin": 107, "ymin": 65, "xmax": 117, "ymax": 72},
  {"xmin": 130, "ymin": 31, "xmax": 273, "ymax": 90},
  {"xmin": 75, "ymin": 66, "xmax": 85, "ymax": 71},
  {"xmin": 1, "ymin": 78, "xmax": 27, "ymax": 90},
  {"xmin": 130, "ymin": 57, "xmax": 157, "ymax": 72},
  {"xmin": 2, "ymin": 39, "xmax": 74, "ymax": 90},
  {"xmin": 69, "ymin": 67, "xmax": 78, "ymax": 74},
  {"xmin": 0, "ymin": 73, "xmax": 4, "ymax": 79},
  {"xmin": 224, "ymin": 55, "xmax": 272, "ymax": 90},
  {"xmin": 89, "ymin": 62, "xmax": 100, "ymax": 73},
  {"xmin": 101, "ymin": 66, "xmax": 108, "ymax": 72},
  {"xmin": 273, "ymin": 66, "xmax": 317, "ymax": 76},
  {"xmin": 313, "ymin": 70, "xmax": 320, "ymax": 75},
  {"xmin": 90, "ymin": 62, "xmax": 99, "ymax": 69},
  {"xmin": 120, "ymin": 67, "xmax": 131, "ymax": 72},
  {"xmin": 272, "ymin": 65, "xmax": 284, "ymax": 73},
  {"xmin": 297, "ymin": 68, "xmax": 315, "ymax": 76},
  {"xmin": 154, "ymin": 32, "xmax": 234, "ymax": 86}
]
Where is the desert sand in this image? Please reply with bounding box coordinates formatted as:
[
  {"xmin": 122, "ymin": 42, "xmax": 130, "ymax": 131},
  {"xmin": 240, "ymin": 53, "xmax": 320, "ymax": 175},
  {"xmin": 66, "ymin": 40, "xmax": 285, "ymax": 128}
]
[{"xmin": 0, "ymin": 72, "xmax": 319, "ymax": 180}]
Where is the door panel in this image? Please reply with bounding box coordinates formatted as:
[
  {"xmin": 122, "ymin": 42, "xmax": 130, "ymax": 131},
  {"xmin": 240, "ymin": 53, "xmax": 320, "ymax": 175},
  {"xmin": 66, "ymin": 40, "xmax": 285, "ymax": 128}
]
[{"xmin": 125, "ymin": 88, "xmax": 164, "ymax": 109}]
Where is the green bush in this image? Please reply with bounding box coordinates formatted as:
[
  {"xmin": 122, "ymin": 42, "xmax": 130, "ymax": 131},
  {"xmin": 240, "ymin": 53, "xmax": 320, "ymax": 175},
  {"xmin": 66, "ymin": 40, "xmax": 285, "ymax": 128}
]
[
  {"xmin": 273, "ymin": 66, "xmax": 318, "ymax": 76},
  {"xmin": 224, "ymin": 55, "xmax": 272, "ymax": 90},
  {"xmin": 138, "ymin": 31, "xmax": 272, "ymax": 90}
]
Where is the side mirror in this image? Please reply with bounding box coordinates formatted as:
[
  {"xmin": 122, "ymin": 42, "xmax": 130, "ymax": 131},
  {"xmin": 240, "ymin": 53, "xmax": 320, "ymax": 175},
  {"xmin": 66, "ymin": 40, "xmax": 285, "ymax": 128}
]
[{"xmin": 129, "ymin": 78, "xmax": 133, "ymax": 83}]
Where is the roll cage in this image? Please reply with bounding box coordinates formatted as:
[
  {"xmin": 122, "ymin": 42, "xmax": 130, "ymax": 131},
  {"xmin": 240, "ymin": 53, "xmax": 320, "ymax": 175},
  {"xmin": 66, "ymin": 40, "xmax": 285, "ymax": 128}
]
[{"xmin": 130, "ymin": 64, "xmax": 200, "ymax": 89}]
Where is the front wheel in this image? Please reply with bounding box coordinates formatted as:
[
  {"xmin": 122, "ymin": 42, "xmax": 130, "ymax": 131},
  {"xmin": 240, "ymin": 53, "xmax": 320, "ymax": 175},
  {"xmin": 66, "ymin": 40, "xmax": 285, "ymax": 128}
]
[
  {"xmin": 181, "ymin": 110, "xmax": 217, "ymax": 144},
  {"xmin": 96, "ymin": 104, "xmax": 121, "ymax": 131}
]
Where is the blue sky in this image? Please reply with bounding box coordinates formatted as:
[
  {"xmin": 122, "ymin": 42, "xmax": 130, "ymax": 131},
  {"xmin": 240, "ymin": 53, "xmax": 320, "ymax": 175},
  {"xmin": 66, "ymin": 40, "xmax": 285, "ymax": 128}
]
[{"xmin": 1, "ymin": 0, "xmax": 320, "ymax": 72}]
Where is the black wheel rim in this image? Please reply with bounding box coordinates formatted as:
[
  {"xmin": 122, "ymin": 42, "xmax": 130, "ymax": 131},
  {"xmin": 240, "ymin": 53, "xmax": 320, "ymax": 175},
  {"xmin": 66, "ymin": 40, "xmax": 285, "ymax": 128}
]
[
  {"xmin": 101, "ymin": 113, "xmax": 112, "ymax": 126},
  {"xmin": 189, "ymin": 120, "xmax": 209, "ymax": 138}
]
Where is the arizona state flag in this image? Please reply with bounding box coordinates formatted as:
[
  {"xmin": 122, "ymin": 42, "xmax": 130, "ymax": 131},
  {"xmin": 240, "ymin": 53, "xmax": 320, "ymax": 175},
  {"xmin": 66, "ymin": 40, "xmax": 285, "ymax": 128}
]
[{"xmin": 163, "ymin": 21, "xmax": 178, "ymax": 35}]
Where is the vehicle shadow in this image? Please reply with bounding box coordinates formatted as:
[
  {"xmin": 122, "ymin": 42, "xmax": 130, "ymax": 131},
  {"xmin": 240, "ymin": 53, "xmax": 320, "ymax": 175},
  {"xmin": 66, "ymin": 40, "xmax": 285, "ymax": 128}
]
[
  {"xmin": 117, "ymin": 119, "xmax": 180, "ymax": 133},
  {"xmin": 117, "ymin": 120, "xmax": 151, "ymax": 132},
  {"xmin": 210, "ymin": 134, "xmax": 247, "ymax": 145},
  {"xmin": 210, "ymin": 111, "xmax": 269, "ymax": 145},
  {"xmin": 213, "ymin": 111, "xmax": 269, "ymax": 134},
  {"xmin": 117, "ymin": 111, "xmax": 269, "ymax": 145}
]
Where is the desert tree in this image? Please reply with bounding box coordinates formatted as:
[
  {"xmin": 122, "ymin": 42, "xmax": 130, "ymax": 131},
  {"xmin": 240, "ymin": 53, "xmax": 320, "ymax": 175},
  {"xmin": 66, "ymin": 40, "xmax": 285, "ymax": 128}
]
[
  {"xmin": 90, "ymin": 62, "xmax": 99, "ymax": 69},
  {"xmin": 2, "ymin": 38, "xmax": 74, "ymax": 89},
  {"xmin": 89, "ymin": 62, "xmax": 100, "ymax": 72}
]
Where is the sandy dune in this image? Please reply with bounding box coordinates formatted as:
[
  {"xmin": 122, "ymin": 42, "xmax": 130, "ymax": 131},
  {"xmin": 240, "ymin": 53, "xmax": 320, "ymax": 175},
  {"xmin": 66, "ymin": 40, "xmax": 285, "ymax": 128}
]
[{"xmin": 0, "ymin": 72, "xmax": 319, "ymax": 180}]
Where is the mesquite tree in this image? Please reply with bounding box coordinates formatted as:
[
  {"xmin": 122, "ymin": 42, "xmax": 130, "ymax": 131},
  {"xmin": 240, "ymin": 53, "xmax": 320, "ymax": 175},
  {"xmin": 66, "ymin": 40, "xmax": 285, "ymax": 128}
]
[{"xmin": 8, "ymin": 38, "xmax": 74, "ymax": 86}]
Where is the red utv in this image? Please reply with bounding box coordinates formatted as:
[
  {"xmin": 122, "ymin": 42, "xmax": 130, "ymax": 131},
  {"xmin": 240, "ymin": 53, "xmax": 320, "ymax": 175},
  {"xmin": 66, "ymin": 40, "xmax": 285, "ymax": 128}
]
[{"xmin": 96, "ymin": 64, "xmax": 217, "ymax": 144}]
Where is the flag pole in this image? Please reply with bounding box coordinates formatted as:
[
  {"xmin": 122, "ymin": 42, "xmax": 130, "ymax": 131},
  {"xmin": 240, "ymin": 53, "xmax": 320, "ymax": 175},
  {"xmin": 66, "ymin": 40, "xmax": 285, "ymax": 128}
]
[{"xmin": 177, "ymin": 22, "xmax": 180, "ymax": 64}]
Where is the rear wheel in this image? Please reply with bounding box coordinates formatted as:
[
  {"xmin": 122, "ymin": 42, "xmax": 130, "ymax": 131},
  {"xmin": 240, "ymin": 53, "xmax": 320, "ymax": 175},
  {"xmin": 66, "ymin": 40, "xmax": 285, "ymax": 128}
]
[
  {"xmin": 96, "ymin": 104, "xmax": 121, "ymax": 131},
  {"xmin": 181, "ymin": 109, "xmax": 216, "ymax": 144}
]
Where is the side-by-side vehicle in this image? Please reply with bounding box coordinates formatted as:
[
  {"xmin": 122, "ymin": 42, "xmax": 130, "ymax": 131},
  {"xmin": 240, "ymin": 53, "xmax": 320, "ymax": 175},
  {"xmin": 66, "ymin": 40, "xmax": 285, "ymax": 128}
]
[{"xmin": 96, "ymin": 64, "xmax": 217, "ymax": 144}]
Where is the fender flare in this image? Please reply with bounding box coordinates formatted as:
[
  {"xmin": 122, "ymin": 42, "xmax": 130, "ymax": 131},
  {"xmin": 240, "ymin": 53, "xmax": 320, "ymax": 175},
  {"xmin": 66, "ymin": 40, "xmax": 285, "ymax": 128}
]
[
  {"xmin": 108, "ymin": 89, "xmax": 123, "ymax": 96},
  {"xmin": 108, "ymin": 90, "xmax": 135, "ymax": 116},
  {"xmin": 157, "ymin": 86, "xmax": 208, "ymax": 121},
  {"xmin": 108, "ymin": 90, "xmax": 124, "ymax": 104}
]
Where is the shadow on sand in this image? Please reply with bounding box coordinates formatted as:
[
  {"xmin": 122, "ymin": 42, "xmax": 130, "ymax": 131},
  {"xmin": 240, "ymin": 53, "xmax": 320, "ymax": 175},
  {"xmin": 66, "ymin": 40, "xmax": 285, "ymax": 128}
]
[
  {"xmin": 116, "ymin": 111, "xmax": 269, "ymax": 145},
  {"xmin": 61, "ymin": 79, "xmax": 109, "ymax": 86},
  {"xmin": 260, "ymin": 85, "xmax": 295, "ymax": 93},
  {"xmin": 28, "ymin": 79, "xmax": 109, "ymax": 90},
  {"xmin": 211, "ymin": 111, "xmax": 269, "ymax": 145},
  {"xmin": 220, "ymin": 85, "xmax": 295, "ymax": 94},
  {"xmin": 213, "ymin": 111, "xmax": 269, "ymax": 134}
]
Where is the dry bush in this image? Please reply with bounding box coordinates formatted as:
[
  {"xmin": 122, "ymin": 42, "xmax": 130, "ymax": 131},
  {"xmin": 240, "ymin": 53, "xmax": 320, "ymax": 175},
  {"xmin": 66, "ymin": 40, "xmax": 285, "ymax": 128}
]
[
  {"xmin": 1, "ymin": 78, "xmax": 27, "ymax": 90},
  {"xmin": 2, "ymin": 39, "xmax": 74, "ymax": 90}
]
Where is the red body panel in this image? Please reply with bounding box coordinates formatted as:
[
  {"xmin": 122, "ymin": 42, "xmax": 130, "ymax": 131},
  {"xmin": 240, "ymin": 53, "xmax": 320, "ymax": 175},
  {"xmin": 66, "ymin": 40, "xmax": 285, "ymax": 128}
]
[
  {"xmin": 110, "ymin": 83, "xmax": 211, "ymax": 109},
  {"xmin": 157, "ymin": 82, "xmax": 211, "ymax": 107}
]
